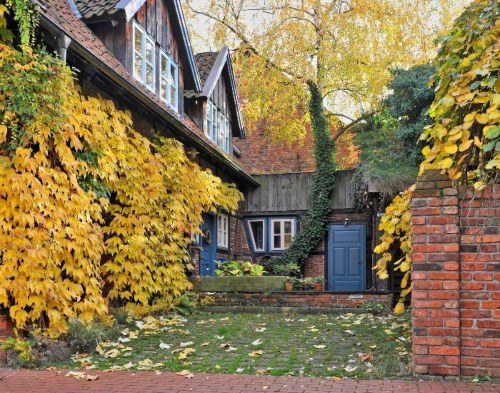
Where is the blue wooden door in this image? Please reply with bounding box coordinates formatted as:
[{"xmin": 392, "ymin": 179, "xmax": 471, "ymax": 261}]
[
  {"xmin": 199, "ymin": 214, "xmax": 217, "ymax": 276},
  {"xmin": 327, "ymin": 224, "xmax": 366, "ymax": 291}
]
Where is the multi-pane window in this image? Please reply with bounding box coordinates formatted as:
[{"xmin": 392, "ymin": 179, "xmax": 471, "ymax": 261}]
[
  {"xmin": 160, "ymin": 50, "xmax": 178, "ymax": 111},
  {"xmin": 206, "ymin": 99, "xmax": 230, "ymax": 153},
  {"xmin": 217, "ymin": 214, "xmax": 229, "ymax": 248},
  {"xmin": 248, "ymin": 219, "xmax": 265, "ymax": 252},
  {"xmin": 271, "ymin": 219, "xmax": 295, "ymax": 251},
  {"xmin": 133, "ymin": 21, "xmax": 155, "ymax": 92}
]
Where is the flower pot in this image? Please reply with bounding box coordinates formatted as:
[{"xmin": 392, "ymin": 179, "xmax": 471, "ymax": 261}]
[
  {"xmin": 314, "ymin": 283, "xmax": 323, "ymax": 291},
  {"xmin": 284, "ymin": 282, "xmax": 293, "ymax": 291}
]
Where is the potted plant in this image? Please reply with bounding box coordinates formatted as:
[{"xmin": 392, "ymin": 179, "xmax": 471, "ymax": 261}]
[
  {"xmin": 291, "ymin": 277, "xmax": 302, "ymax": 290},
  {"xmin": 302, "ymin": 277, "xmax": 314, "ymax": 291},
  {"xmin": 284, "ymin": 277, "xmax": 294, "ymax": 291},
  {"xmin": 314, "ymin": 277, "xmax": 324, "ymax": 291}
]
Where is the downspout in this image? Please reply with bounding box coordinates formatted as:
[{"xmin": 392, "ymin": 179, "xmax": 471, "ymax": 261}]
[{"xmin": 56, "ymin": 33, "xmax": 71, "ymax": 63}]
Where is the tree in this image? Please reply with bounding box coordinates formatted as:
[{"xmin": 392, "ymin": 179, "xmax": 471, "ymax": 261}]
[
  {"xmin": 185, "ymin": 0, "xmax": 470, "ymax": 142},
  {"xmin": 185, "ymin": 0, "xmax": 470, "ymax": 271},
  {"xmin": 374, "ymin": 0, "xmax": 499, "ymax": 314}
]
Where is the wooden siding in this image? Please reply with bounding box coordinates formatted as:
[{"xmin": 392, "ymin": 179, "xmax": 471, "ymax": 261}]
[
  {"xmin": 242, "ymin": 170, "xmax": 355, "ymax": 213},
  {"xmin": 88, "ymin": 0, "xmax": 186, "ymax": 114}
]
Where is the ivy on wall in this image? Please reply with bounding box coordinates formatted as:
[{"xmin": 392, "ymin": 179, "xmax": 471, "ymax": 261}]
[{"xmin": 268, "ymin": 82, "xmax": 336, "ymax": 274}]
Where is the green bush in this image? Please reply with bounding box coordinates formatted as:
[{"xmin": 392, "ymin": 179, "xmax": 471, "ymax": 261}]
[
  {"xmin": 66, "ymin": 319, "xmax": 120, "ymax": 353},
  {"xmin": 215, "ymin": 260, "xmax": 265, "ymax": 276}
]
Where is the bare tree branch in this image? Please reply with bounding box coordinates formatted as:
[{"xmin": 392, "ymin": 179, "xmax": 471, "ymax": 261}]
[{"xmin": 330, "ymin": 111, "xmax": 375, "ymax": 143}]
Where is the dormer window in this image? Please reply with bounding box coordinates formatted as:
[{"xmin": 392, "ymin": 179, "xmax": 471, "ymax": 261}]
[
  {"xmin": 160, "ymin": 50, "xmax": 179, "ymax": 112},
  {"xmin": 206, "ymin": 99, "xmax": 230, "ymax": 153},
  {"xmin": 133, "ymin": 21, "xmax": 155, "ymax": 93}
]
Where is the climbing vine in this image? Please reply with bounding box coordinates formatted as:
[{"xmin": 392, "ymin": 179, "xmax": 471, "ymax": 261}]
[
  {"xmin": 5, "ymin": 0, "xmax": 38, "ymax": 48},
  {"xmin": 0, "ymin": 44, "xmax": 242, "ymax": 335},
  {"xmin": 375, "ymin": 0, "xmax": 499, "ymax": 314},
  {"xmin": 268, "ymin": 82, "xmax": 336, "ymax": 274}
]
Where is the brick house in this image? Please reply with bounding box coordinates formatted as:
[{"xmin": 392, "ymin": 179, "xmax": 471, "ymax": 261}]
[
  {"xmin": 232, "ymin": 124, "xmax": 389, "ymax": 293},
  {"xmin": 33, "ymin": 0, "xmax": 258, "ymax": 270}
]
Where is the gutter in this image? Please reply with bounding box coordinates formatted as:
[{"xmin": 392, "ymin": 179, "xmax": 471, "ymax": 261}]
[{"xmin": 39, "ymin": 15, "xmax": 258, "ymax": 187}]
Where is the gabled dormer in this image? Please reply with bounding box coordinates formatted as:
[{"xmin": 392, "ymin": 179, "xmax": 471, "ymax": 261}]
[
  {"xmin": 73, "ymin": 0, "xmax": 201, "ymax": 114},
  {"xmin": 188, "ymin": 47, "xmax": 245, "ymax": 155}
]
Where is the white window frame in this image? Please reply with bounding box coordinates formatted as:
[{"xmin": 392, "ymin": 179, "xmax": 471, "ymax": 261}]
[
  {"xmin": 160, "ymin": 49, "xmax": 179, "ymax": 112},
  {"xmin": 206, "ymin": 98, "xmax": 231, "ymax": 154},
  {"xmin": 247, "ymin": 219, "xmax": 266, "ymax": 252},
  {"xmin": 270, "ymin": 218, "xmax": 296, "ymax": 251},
  {"xmin": 217, "ymin": 214, "xmax": 229, "ymax": 249},
  {"xmin": 132, "ymin": 21, "xmax": 155, "ymax": 93}
]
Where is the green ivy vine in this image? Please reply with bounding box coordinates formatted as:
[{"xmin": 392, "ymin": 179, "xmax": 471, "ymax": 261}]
[
  {"xmin": 6, "ymin": 0, "xmax": 38, "ymax": 48},
  {"xmin": 267, "ymin": 81, "xmax": 336, "ymax": 274}
]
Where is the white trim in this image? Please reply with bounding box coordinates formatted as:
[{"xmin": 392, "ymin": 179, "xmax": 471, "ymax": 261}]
[
  {"xmin": 247, "ymin": 219, "xmax": 265, "ymax": 252},
  {"xmin": 270, "ymin": 218, "xmax": 296, "ymax": 251},
  {"xmin": 160, "ymin": 49, "xmax": 179, "ymax": 112},
  {"xmin": 217, "ymin": 214, "xmax": 229, "ymax": 249},
  {"xmin": 132, "ymin": 21, "xmax": 155, "ymax": 93}
]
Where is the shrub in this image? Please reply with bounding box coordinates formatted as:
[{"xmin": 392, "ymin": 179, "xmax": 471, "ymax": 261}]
[
  {"xmin": 66, "ymin": 319, "xmax": 120, "ymax": 353},
  {"xmin": 215, "ymin": 260, "xmax": 265, "ymax": 276}
]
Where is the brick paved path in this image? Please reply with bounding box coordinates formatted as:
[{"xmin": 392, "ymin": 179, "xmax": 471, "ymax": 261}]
[{"xmin": 0, "ymin": 369, "xmax": 498, "ymax": 393}]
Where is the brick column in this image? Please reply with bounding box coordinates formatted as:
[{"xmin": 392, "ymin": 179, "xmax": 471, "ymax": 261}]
[{"xmin": 411, "ymin": 169, "xmax": 461, "ymax": 376}]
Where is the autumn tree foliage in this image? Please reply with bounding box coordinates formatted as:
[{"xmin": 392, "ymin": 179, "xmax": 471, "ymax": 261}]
[
  {"xmin": 0, "ymin": 45, "xmax": 242, "ymax": 335},
  {"xmin": 375, "ymin": 0, "xmax": 499, "ymax": 313}
]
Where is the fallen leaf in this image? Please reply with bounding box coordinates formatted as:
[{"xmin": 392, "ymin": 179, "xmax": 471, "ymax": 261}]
[
  {"xmin": 176, "ymin": 370, "xmax": 194, "ymax": 379},
  {"xmin": 215, "ymin": 365, "xmax": 221, "ymax": 369},
  {"xmin": 344, "ymin": 365, "xmax": 358, "ymax": 372},
  {"xmin": 313, "ymin": 345, "xmax": 326, "ymax": 349},
  {"xmin": 200, "ymin": 342, "xmax": 210, "ymax": 347},
  {"xmin": 159, "ymin": 341, "xmax": 171, "ymax": 349},
  {"xmin": 249, "ymin": 350, "xmax": 263, "ymax": 357},
  {"xmin": 252, "ymin": 339, "xmax": 263, "ymax": 346},
  {"xmin": 358, "ymin": 353, "xmax": 373, "ymax": 362},
  {"xmin": 95, "ymin": 344, "xmax": 104, "ymax": 355},
  {"xmin": 369, "ymin": 345, "xmax": 377, "ymax": 349},
  {"xmin": 255, "ymin": 327, "xmax": 266, "ymax": 333},
  {"xmin": 236, "ymin": 367, "xmax": 244, "ymax": 373},
  {"xmin": 256, "ymin": 369, "xmax": 269, "ymax": 374},
  {"xmin": 123, "ymin": 362, "xmax": 135, "ymax": 369},
  {"xmin": 180, "ymin": 341, "xmax": 194, "ymax": 347},
  {"xmin": 155, "ymin": 370, "xmax": 163, "ymax": 375},
  {"xmin": 65, "ymin": 371, "xmax": 86, "ymax": 379},
  {"xmin": 46, "ymin": 367, "xmax": 57, "ymax": 371},
  {"xmin": 86, "ymin": 375, "xmax": 99, "ymax": 381},
  {"xmin": 262, "ymin": 386, "xmax": 268, "ymax": 390},
  {"xmin": 344, "ymin": 330, "xmax": 355, "ymax": 336},
  {"xmin": 104, "ymin": 349, "xmax": 120, "ymax": 358},
  {"xmin": 220, "ymin": 343, "xmax": 237, "ymax": 351},
  {"xmin": 118, "ymin": 337, "xmax": 131, "ymax": 343}
]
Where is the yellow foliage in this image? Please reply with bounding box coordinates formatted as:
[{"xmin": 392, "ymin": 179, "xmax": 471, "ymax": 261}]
[
  {"xmin": 0, "ymin": 44, "xmax": 242, "ymax": 335},
  {"xmin": 373, "ymin": 185, "xmax": 414, "ymax": 312},
  {"xmin": 419, "ymin": 0, "xmax": 499, "ymax": 188}
]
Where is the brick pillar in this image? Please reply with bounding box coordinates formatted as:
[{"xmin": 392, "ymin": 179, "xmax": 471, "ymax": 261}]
[
  {"xmin": 0, "ymin": 314, "xmax": 14, "ymax": 365},
  {"xmin": 411, "ymin": 169, "xmax": 461, "ymax": 376}
]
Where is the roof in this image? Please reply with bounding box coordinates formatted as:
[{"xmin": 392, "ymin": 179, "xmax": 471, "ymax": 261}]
[
  {"xmin": 195, "ymin": 47, "xmax": 245, "ymax": 139},
  {"xmin": 35, "ymin": 0, "xmax": 256, "ymax": 186},
  {"xmin": 195, "ymin": 51, "xmax": 219, "ymax": 87},
  {"xmin": 74, "ymin": 0, "xmax": 120, "ymax": 20}
]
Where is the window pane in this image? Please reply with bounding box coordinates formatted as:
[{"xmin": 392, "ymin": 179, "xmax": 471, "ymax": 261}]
[
  {"xmin": 284, "ymin": 221, "xmax": 292, "ymax": 235},
  {"xmin": 284, "ymin": 234, "xmax": 292, "ymax": 247},
  {"xmin": 273, "ymin": 221, "xmax": 281, "ymax": 235},
  {"xmin": 170, "ymin": 86, "xmax": 176, "ymax": 106},
  {"xmin": 160, "ymin": 77, "xmax": 167, "ymax": 101},
  {"xmin": 134, "ymin": 52, "xmax": 142, "ymax": 80},
  {"xmin": 273, "ymin": 235, "xmax": 281, "ymax": 249},
  {"xmin": 146, "ymin": 40, "xmax": 154, "ymax": 63},
  {"xmin": 134, "ymin": 28, "xmax": 142, "ymax": 54},
  {"xmin": 146, "ymin": 64, "xmax": 154, "ymax": 88},
  {"xmin": 250, "ymin": 221, "xmax": 264, "ymax": 250},
  {"xmin": 161, "ymin": 55, "xmax": 167, "ymax": 74}
]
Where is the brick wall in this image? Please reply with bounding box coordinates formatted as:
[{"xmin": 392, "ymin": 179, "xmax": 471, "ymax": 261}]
[
  {"xmin": 199, "ymin": 291, "xmax": 392, "ymax": 310},
  {"xmin": 410, "ymin": 169, "xmax": 499, "ymax": 378},
  {"xmin": 0, "ymin": 314, "xmax": 14, "ymax": 364}
]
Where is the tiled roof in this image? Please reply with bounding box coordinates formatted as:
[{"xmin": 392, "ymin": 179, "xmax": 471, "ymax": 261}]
[
  {"xmin": 37, "ymin": 0, "xmax": 256, "ymax": 185},
  {"xmin": 195, "ymin": 51, "xmax": 219, "ymax": 87},
  {"xmin": 74, "ymin": 0, "xmax": 121, "ymax": 19}
]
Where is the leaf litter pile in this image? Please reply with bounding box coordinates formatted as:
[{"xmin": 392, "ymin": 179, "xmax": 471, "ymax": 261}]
[{"xmin": 60, "ymin": 312, "xmax": 411, "ymax": 380}]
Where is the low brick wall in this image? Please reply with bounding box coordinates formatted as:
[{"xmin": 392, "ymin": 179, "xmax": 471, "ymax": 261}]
[
  {"xmin": 411, "ymin": 170, "xmax": 499, "ymax": 378},
  {"xmin": 198, "ymin": 291, "xmax": 392, "ymax": 310}
]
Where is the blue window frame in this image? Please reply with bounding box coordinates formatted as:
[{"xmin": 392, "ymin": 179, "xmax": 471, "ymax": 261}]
[{"xmin": 245, "ymin": 217, "xmax": 298, "ymax": 254}]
